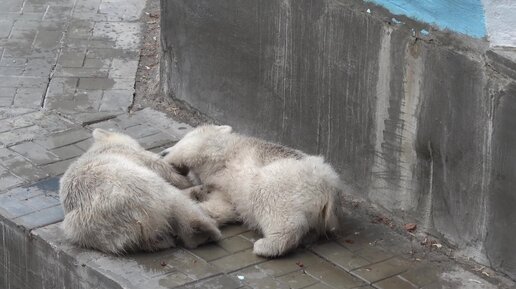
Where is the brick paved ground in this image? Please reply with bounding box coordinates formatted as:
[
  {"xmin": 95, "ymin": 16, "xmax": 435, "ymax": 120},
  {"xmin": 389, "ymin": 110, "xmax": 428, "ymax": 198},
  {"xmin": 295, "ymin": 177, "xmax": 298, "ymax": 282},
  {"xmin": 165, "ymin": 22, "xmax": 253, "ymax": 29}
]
[{"xmin": 0, "ymin": 0, "xmax": 515, "ymax": 288}]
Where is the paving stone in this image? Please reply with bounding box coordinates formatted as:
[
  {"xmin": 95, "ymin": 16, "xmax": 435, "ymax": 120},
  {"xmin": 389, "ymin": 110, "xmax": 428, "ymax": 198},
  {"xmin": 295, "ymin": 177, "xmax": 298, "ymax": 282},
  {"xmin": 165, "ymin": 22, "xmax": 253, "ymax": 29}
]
[
  {"xmin": 0, "ymin": 96, "xmax": 13, "ymax": 107},
  {"xmin": 78, "ymin": 77, "xmax": 114, "ymax": 89},
  {"xmin": 311, "ymin": 241, "xmax": 370, "ymax": 271},
  {"xmin": 351, "ymin": 257, "xmax": 413, "ymax": 284},
  {"xmin": 83, "ymin": 58, "xmax": 110, "ymax": 69},
  {"xmin": 37, "ymin": 113, "xmax": 73, "ymax": 133},
  {"xmin": 45, "ymin": 77, "xmax": 78, "ymax": 98},
  {"xmin": 74, "ymin": 137, "xmax": 93, "ymax": 151},
  {"xmin": 50, "ymin": 144, "xmax": 84, "ymax": 159},
  {"xmin": 18, "ymin": 12, "xmax": 46, "ymax": 21},
  {"xmin": 34, "ymin": 30, "xmax": 63, "ymax": 49},
  {"xmin": 304, "ymin": 257, "xmax": 365, "ymax": 289},
  {"xmin": 110, "ymin": 113, "xmax": 146, "ymax": 129},
  {"xmin": 2, "ymin": 45, "xmax": 33, "ymax": 59},
  {"xmin": 13, "ymin": 87, "xmax": 45, "ymax": 108},
  {"xmin": 217, "ymin": 235, "xmax": 254, "ymax": 254},
  {"xmin": 0, "ymin": 87, "xmax": 17, "ymax": 97},
  {"xmin": 0, "ymin": 192, "xmax": 59, "ymax": 219},
  {"xmin": 0, "ymin": 57, "xmax": 27, "ymax": 67},
  {"xmin": 0, "ymin": 168, "xmax": 24, "ymax": 191},
  {"xmin": 109, "ymin": 58, "xmax": 139, "ymax": 78},
  {"xmin": 128, "ymin": 250, "xmax": 179, "ymax": 278},
  {"xmin": 58, "ymin": 51, "xmax": 85, "ymax": 67},
  {"xmin": 189, "ymin": 243, "xmax": 231, "ymax": 262},
  {"xmin": 138, "ymin": 132, "xmax": 175, "ymax": 149},
  {"xmin": 421, "ymin": 282, "xmax": 445, "ymax": 289},
  {"xmin": 112, "ymin": 77, "xmax": 136, "ymax": 90},
  {"xmin": 4, "ymin": 111, "xmax": 42, "ymax": 128},
  {"xmin": 47, "ymin": 90, "xmax": 102, "ymax": 112},
  {"xmin": 277, "ymin": 270, "xmax": 319, "ymax": 289},
  {"xmin": 0, "ymin": 148, "xmax": 50, "ymax": 181},
  {"xmin": 210, "ymin": 249, "xmax": 266, "ymax": 273},
  {"xmin": 220, "ymin": 224, "xmax": 250, "ymax": 239},
  {"xmin": 88, "ymin": 38, "xmax": 117, "ymax": 48},
  {"xmin": 0, "ymin": 107, "xmax": 36, "ymax": 119},
  {"xmin": 39, "ymin": 158, "xmax": 75, "ymax": 176},
  {"xmin": 74, "ymin": 89, "xmax": 103, "ymax": 110},
  {"xmin": 0, "ymin": 181, "xmax": 60, "ymax": 218},
  {"xmin": 354, "ymin": 246, "xmax": 394, "ymax": 264},
  {"xmin": 4, "ymin": 0, "xmax": 24, "ymax": 12},
  {"xmin": 55, "ymin": 67, "xmax": 109, "ymax": 77},
  {"xmin": 303, "ymin": 283, "xmax": 334, "ymax": 289},
  {"xmin": 43, "ymin": 6, "xmax": 73, "ymax": 21},
  {"xmin": 163, "ymin": 249, "xmax": 221, "ymax": 280},
  {"xmin": 400, "ymin": 263, "xmax": 443, "ymax": 288},
  {"xmin": 62, "ymin": 38, "xmax": 91, "ymax": 49},
  {"xmin": 10, "ymin": 19, "xmax": 39, "ymax": 31},
  {"xmin": 0, "ymin": 125, "xmax": 48, "ymax": 146},
  {"xmin": 30, "ymin": 176, "xmax": 60, "ymax": 193},
  {"xmin": 0, "ymin": 20, "xmax": 13, "ymax": 38},
  {"xmin": 0, "ymin": 76, "xmax": 47, "ymax": 89},
  {"xmin": 122, "ymin": 123, "xmax": 161, "ymax": 138},
  {"xmin": 9, "ymin": 141, "xmax": 60, "ymax": 165},
  {"xmin": 148, "ymin": 144, "xmax": 176, "ymax": 154},
  {"xmin": 180, "ymin": 274, "xmax": 242, "ymax": 289},
  {"xmin": 64, "ymin": 111, "xmax": 122, "ymax": 126},
  {"xmin": 99, "ymin": 89, "xmax": 133, "ymax": 112},
  {"xmin": 257, "ymin": 250, "xmax": 321, "ymax": 277},
  {"xmin": 232, "ymin": 266, "xmax": 290, "ymax": 289},
  {"xmin": 373, "ymin": 276, "xmax": 417, "ymax": 289},
  {"xmin": 240, "ymin": 230, "xmax": 262, "ymax": 242},
  {"xmin": 157, "ymin": 271, "xmax": 193, "ymax": 288},
  {"xmin": 22, "ymin": 4, "xmax": 49, "ymax": 13},
  {"xmin": 0, "ymin": 66, "xmax": 25, "ymax": 76},
  {"xmin": 24, "ymin": 58, "xmax": 54, "ymax": 77},
  {"xmin": 98, "ymin": 0, "xmax": 144, "ymax": 21},
  {"xmin": 86, "ymin": 48, "xmax": 139, "ymax": 60},
  {"xmin": 35, "ymin": 128, "xmax": 91, "ymax": 149},
  {"xmin": 67, "ymin": 20, "xmax": 94, "ymax": 39},
  {"xmin": 14, "ymin": 204, "xmax": 64, "ymax": 229}
]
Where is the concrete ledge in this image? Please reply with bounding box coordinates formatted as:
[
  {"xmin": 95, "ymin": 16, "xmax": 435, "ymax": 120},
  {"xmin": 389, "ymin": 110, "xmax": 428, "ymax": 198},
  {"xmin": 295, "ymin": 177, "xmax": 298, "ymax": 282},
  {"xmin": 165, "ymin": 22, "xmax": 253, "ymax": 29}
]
[{"xmin": 2, "ymin": 107, "xmax": 511, "ymax": 288}]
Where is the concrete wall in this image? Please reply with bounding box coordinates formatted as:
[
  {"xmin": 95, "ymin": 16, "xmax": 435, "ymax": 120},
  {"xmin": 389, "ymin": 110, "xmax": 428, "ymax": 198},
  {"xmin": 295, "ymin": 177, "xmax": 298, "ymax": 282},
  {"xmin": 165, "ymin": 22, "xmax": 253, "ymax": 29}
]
[
  {"xmin": 0, "ymin": 216, "xmax": 121, "ymax": 289},
  {"xmin": 160, "ymin": 0, "xmax": 516, "ymax": 279}
]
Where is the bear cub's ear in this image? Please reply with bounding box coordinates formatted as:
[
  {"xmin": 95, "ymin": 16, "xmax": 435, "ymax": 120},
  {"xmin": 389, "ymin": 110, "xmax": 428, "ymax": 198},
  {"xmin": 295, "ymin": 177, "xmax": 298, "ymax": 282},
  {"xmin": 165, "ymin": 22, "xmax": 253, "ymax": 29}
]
[
  {"xmin": 217, "ymin": 125, "xmax": 232, "ymax": 134},
  {"xmin": 92, "ymin": 128, "xmax": 111, "ymax": 140}
]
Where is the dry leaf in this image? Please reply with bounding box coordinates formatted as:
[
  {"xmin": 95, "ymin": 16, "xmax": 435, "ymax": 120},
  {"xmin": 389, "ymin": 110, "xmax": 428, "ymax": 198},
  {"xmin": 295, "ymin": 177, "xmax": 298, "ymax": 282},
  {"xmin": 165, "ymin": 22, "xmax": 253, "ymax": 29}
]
[{"xmin": 404, "ymin": 223, "xmax": 417, "ymax": 232}]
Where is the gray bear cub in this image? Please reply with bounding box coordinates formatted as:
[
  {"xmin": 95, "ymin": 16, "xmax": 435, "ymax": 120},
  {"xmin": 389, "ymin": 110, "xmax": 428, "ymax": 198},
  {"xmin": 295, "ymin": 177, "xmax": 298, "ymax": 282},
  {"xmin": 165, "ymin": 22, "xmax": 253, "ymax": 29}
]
[{"xmin": 59, "ymin": 128, "xmax": 221, "ymax": 254}]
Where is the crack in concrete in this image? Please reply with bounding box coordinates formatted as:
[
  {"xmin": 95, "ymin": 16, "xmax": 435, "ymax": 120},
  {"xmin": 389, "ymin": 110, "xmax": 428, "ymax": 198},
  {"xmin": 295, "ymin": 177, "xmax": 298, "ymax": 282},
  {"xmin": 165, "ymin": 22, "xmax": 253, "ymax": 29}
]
[{"xmin": 41, "ymin": 0, "xmax": 79, "ymax": 109}]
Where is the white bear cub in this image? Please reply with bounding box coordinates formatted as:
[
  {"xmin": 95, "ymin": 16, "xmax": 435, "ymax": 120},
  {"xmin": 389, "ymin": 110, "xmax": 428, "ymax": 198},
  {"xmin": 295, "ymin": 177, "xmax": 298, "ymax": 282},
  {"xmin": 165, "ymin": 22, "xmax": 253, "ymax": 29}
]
[
  {"xmin": 59, "ymin": 129, "xmax": 221, "ymax": 254},
  {"xmin": 161, "ymin": 125, "xmax": 344, "ymax": 257}
]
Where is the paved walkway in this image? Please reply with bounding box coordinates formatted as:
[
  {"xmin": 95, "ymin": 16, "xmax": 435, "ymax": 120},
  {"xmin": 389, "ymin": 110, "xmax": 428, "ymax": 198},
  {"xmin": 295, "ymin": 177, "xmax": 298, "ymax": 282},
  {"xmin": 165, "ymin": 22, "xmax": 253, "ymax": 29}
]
[{"xmin": 0, "ymin": 0, "xmax": 514, "ymax": 289}]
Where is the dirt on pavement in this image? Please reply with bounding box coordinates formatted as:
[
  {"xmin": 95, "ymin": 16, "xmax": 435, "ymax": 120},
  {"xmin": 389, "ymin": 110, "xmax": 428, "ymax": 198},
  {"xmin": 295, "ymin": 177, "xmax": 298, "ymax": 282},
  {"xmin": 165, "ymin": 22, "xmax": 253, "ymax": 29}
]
[{"xmin": 131, "ymin": 0, "xmax": 212, "ymax": 127}]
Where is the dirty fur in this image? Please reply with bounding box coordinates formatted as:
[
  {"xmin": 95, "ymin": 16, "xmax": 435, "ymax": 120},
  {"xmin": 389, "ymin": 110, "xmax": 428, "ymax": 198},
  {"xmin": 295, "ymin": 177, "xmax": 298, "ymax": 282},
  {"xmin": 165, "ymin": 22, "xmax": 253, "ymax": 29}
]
[
  {"xmin": 161, "ymin": 125, "xmax": 344, "ymax": 257},
  {"xmin": 59, "ymin": 129, "xmax": 221, "ymax": 254}
]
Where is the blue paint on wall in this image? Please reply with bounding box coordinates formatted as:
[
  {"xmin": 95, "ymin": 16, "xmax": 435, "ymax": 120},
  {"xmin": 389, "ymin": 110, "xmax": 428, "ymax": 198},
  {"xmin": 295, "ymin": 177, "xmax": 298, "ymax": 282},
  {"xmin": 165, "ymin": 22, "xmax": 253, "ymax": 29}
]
[{"xmin": 366, "ymin": 0, "xmax": 486, "ymax": 38}]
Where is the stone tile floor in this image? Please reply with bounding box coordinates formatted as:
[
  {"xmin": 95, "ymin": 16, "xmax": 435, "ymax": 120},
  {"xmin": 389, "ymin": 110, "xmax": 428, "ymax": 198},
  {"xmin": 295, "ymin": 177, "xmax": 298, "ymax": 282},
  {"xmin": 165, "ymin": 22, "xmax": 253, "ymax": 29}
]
[{"xmin": 0, "ymin": 0, "xmax": 515, "ymax": 288}]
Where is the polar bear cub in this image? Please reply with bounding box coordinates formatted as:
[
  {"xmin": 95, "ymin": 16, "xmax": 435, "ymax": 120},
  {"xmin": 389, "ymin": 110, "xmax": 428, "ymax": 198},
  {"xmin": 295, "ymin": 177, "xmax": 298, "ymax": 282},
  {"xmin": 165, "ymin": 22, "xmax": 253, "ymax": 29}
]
[
  {"xmin": 59, "ymin": 128, "xmax": 221, "ymax": 254},
  {"xmin": 161, "ymin": 125, "xmax": 343, "ymax": 257}
]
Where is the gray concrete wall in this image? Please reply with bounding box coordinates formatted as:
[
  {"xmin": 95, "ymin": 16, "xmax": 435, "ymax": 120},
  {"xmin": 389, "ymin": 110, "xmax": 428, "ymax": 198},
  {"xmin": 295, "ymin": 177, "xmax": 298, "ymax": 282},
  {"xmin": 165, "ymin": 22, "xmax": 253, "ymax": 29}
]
[
  {"xmin": 160, "ymin": 0, "xmax": 516, "ymax": 279},
  {"xmin": 0, "ymin": 216, "xmax": 121, "ymax": 289}
]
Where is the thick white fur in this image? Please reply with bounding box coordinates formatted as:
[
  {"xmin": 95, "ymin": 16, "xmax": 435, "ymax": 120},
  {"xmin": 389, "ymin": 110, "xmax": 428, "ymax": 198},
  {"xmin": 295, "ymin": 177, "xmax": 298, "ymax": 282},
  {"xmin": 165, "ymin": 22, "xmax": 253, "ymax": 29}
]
[
  {"xmin": 59, "ymin": 129, "xmax": 221, "ymax": 254},
  {"xmin": 161, "ymin": 125, "xmax": 344, "ymax": 257}
]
